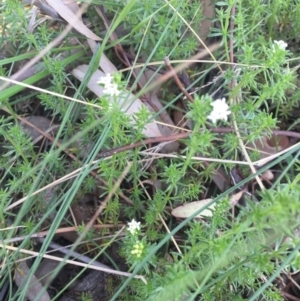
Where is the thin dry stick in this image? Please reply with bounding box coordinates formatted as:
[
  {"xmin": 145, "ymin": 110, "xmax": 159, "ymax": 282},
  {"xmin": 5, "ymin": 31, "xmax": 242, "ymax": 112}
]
[
  {"xmin": 254, "ymin": 142, "xmax": 300, "ymax": 167},
  {"xmin": 1, "ymin": 224, "xmax": 125, "ymax": 244},
  {"xmin": 138, "ymin": 151, "xmax": 251, "ymax": 165},
  {"xmin": 0, "ymin": 243, "xmax": 146, "ymax": 283},
  {"xmin": 76, "ymin": 163, "xmax": 132, "ymax": 243},
  {"xmin": 5, "ymin": 165, "xmax": 81, "ymax": 211},
  {"xmin": 138, "ymin": 179, "xmax": 200, "ymax": 288},
  {"xmin": 233, "ymin": 124, "xmax": 265, "ymax": 189},
  {"xmin": 139, "ymin": 141, "xmax": 300, "ymax": 167},
  {"xmin": 228, "ymin": 4, "xmax": 265, "ymax": 190},
  {"xmin": 0, "ymin": 1, "xmax": 92, "ymax": 91},
  {"xmin": 163, "ymin": 0, "xmax": 223, "ymax": 74},
  {"xmin": 6, "ymin": 128, "xmax": 300, "ymax": 211},
  {"xmin": 3, "ymin": 107, "xmax": 134, "ymax": 211},
  {"xmin": 0, "ymin": 76, "xmax": 102, "ymax": 109},
  {"xmin": 283, "ymin": 271, "xmax": 300, "ymax": 292},
  {"xmin": 94, "ymin": 6, "xmax": 133, "ymax": 70},
  {"xmin": 38, "ymin": 237, "xmax": 111, "ymax": 270},
  {"xmin": 152, "ymin": 43, "xmax": 221, "ymax": 93},
  {"xmin": 281, "ymin": 291, "xmax": 300, "ymax": 301},
  {"xmin": 120, "ymin": 60, "xmax": 262, "ymax": 73},
  {"xmin": 138, "ymin": 179, "xmax": 182, "ymax": 254},
  {"xmin": 164, "ymin": 57, "xmax": 194, "ymax": 103}
]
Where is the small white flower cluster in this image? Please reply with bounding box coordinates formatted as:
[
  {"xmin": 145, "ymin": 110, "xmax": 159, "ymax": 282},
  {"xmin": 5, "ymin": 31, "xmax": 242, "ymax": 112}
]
[
  {"xmin": 98, "ymin": 73, "xmax": 120, "ymax": 96},
  {"xmin": 127, "ymin": 219, "xmax": 141, "ymax": 235},
  {"xmin": 273, "ymin": 40, "xmax": 288, "ymax": 51},
  {"xmin": 127, "ymin": 219, "xmax": 145, "ymax": 258},
  {"xmin": 207, "ymin": 98, "xmax": 231, "ymax": 123}
]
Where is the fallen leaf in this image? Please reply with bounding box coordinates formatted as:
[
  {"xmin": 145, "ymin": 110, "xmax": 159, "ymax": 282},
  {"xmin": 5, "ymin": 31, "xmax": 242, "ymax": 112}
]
[
  {"xmin": 20, "ymin": 116, "xmax": 59, "ymax": 142},
  {"xmin": 31, "ymin": 0, "xmax": 61, "ymax": 20},
  {"xmin": 198, "ymin": 0, "xmax": 215, "ymax": 42},
  {"xmin": 247, "ymin": 135, "xmax": 290, "ymax": 158},
  {"xmin": 261, "ymin": 169, "xmax": 274, "ymax": 181},
  {"xmin": 212, "ymin": 166, "xmax": 231, "ymax": 192},
  {"xmin": 46, "ymin": 0, "xmax": 102, "ymax": 41},
  {"xmin": 229, "ymin": 190, "xmax": 244, "ymax": 207},
  {"xmin": 15, "ymin": 260, "xmax": 51, "ymax": 301},
  {"xmin": 62, "ymin": 0, "xmax": 78, "ymax": 14},
  {"xmin": 35, "ymin": 258, "xmax": 60, "ymax": 286},
  {"xmin": 171, "ymin": 199, "xmax": 216, "ymax": 218}
]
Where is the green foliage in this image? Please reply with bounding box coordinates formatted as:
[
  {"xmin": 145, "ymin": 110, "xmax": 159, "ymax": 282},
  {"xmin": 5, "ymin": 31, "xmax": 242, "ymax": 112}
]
[
  {"xmin": 80, "ymin": 292, "xmax": 93, "ymax": 301},
  {"xmin": 131, "ymin": 185, "xmax": 300, "ymax": 300},
  {"xmin": 2, "ymin": 0, "xmax": 300, "ymax": 300},
  {"xmin": 104, "ymin": 0, "xmax": 203, "ymax": 60}
]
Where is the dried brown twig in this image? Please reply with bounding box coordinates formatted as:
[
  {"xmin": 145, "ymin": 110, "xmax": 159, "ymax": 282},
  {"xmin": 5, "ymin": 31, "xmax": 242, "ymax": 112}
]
[{"xmin": 164, "ymin": 56, "xmax": 195, "ymax": 103}]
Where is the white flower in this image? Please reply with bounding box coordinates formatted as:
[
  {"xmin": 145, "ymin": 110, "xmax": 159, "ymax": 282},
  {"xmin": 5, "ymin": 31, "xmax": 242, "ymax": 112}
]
[
  {"xmin": 103, "ymin": 83, "xmax": 120, "ymax": 96},
  {"xmin": 207, "ymin": 98, "xmax": 231, "ymax": 123},
  {"xmin": 273, "ymin": 40, "xmax": 288, "ymax": 51},
  {"xmin": 127, "ymin": 219, "xmax": 141, "ymax": 235},
  {"xmin": 98, "ymin": 73, "xmax": 113, "ymax": 86},
  {"xmin": 98, "ymin": 73, "xmax": 121, "ymax": 96}
]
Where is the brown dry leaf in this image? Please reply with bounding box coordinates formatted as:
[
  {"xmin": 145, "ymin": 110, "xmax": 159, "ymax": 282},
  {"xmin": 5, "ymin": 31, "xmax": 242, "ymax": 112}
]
[
  {"xmin": 229, "ymin": 190, "xmax": 244, "ymax": 207},
  {"xmin": 30, "ymin": 0, "xmax": 61, "ymax": 20},
  {"xmin": 35, "ymin": 257, "xmax": 61, "ymax": 286},
  {"xmin": 62, "ymin": 0, "xmax": 78, "ymax": 14},
  {"xmin": 212, "ymin": 167, "xmax": 231, "ymax": 192},
  {"xmin": 172, "ymin": 192, "xmax": 242, "ymax": 219},
  {"xmin": 261, "ymin": 169, "xmax": 274, "ymax": 181},
  {"xmin": 171, "ymin": 199, "xmax": 216, "ymax": 219},
  {"xmin": 20, "ymin": 116, "xmax": 59, "ymax": 142},
  {"xmin": 46, "ymin": 0, "xmax": 102, "ymax": 41},
  {"xmin": 15, "ymin": 260, "xmax": 51, "ymax": 301},
  {"xmin": 247, "ymin": 135, "xmax": 290, "ymax": 158},
  {"xmin": 198, "ymin": 0, "xmax": 215, "ymax": 42}
]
